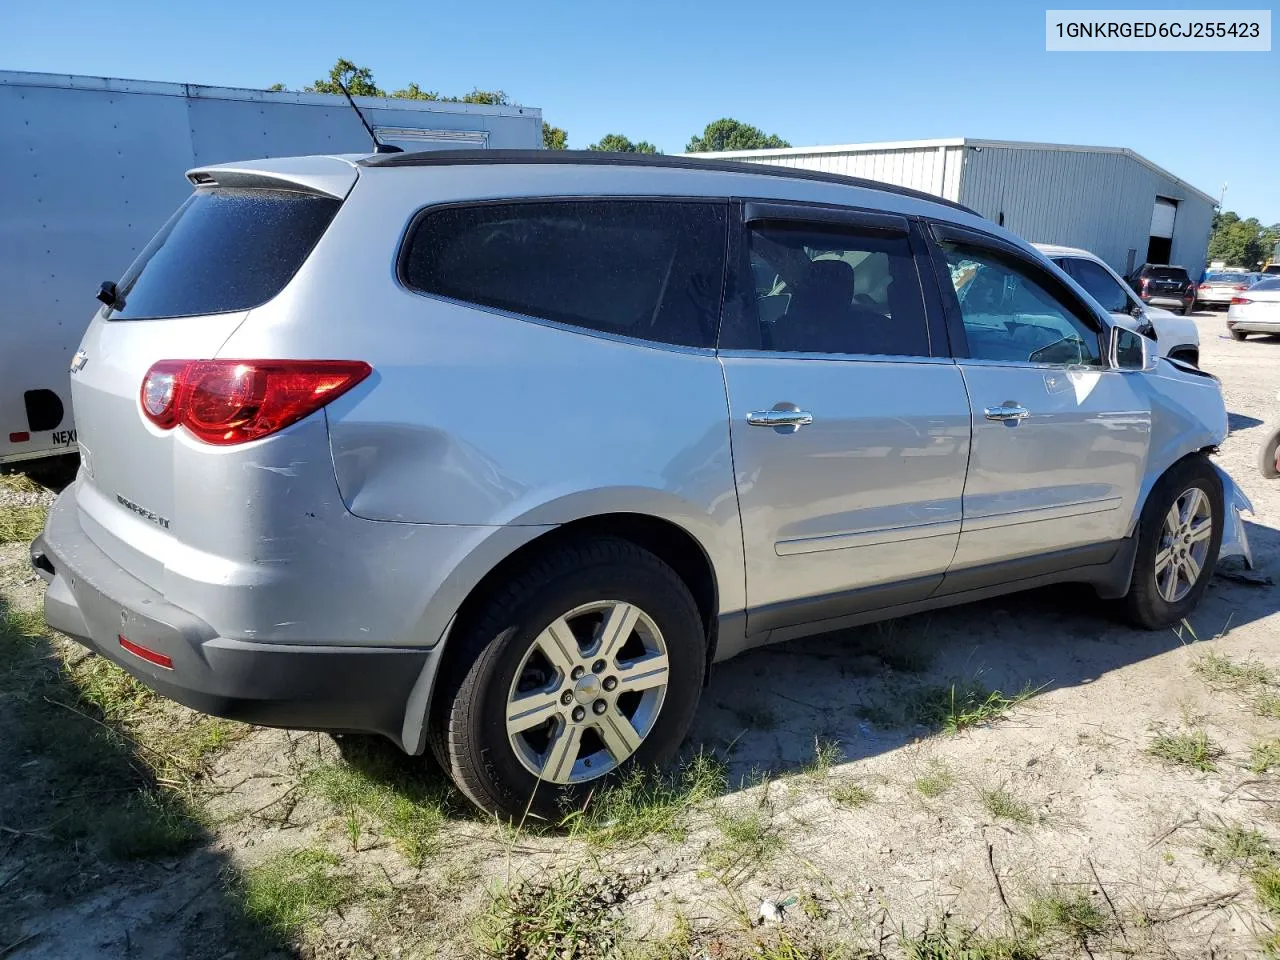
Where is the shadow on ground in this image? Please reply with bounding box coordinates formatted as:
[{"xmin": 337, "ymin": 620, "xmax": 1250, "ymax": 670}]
[{"xmin": 0, "ymin": 595, "xmax": 292, "ymax": 960}]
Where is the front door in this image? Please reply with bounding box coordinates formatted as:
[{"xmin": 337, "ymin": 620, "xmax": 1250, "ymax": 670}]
[
  {"xmin": 718, "ymin": 205, "xmax": 971, "ymax": 639},
  {"xmin": 928, "ymin": 225, "xmax": 1150, "ymax": 571}
]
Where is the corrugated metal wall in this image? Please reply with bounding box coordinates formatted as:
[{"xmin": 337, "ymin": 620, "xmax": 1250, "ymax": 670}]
[
  {"xmin": 744, "ymin": 145, "xmax": 965, "ymax": 200},
  {"xmin": 957, "ymin": 146, "xmax": 1214, "ymax": 276}
]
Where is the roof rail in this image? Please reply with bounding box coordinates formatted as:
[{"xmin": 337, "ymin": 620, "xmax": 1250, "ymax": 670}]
[{"xmin": 359, "ymin": 149, "xmax": 980, "ymax": 216}]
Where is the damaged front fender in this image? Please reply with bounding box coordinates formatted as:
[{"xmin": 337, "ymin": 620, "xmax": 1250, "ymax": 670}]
[{"xmin": 1215, "ymin": 463, "xmax": 1254, "ymax": 569}]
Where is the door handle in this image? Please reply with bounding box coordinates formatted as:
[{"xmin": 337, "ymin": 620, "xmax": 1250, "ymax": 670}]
[
  {"xmin": 747, "ymin": 409, "xmax": 814, "ymax": 429},
  {"xmin": 984, "ymin": 403, "xmax": 1030, "ymax": 422}
]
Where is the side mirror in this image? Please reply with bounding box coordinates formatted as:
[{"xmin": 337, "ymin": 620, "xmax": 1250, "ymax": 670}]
[{"xmin": 1110, "ymin": 325, "xmax": 1157, "ymax": 371}]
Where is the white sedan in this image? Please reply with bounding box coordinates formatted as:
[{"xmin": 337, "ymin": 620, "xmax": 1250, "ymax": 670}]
[{"xmin": 1227, "ymin": 277, "xmax": 1280, "ymax": 340}]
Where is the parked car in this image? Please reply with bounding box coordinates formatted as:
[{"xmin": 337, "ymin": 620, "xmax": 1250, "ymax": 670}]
[
  {"xmin": 1198, "ymin": 271, "xmax": 1258, "ymax": 310},
  {"xmin": 1227, "ymin": 277, "xmax": 1280, "ymax": 340},
  {"xmin": 32, "ymin": 150, "xmax": 1253, "ymax": 819},
  {"xmin": 1125, "ymin": 264, "xmax": 1197, "ymax": 315},
  {"xmin": 1036, "ymin": 244, "xmax": 1200, "ymax": 366}
]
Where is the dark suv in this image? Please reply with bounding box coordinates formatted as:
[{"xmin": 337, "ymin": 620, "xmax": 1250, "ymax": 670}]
[{"xmin": 1125, "ymin": 264, "xmax": 1196, "ymax": 315}]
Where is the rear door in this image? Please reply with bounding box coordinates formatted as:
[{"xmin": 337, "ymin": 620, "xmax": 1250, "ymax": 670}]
[
  {"xmin": 719, "ymin": 203, "xmax": 971, "ymax": 639},
  {"xmin": 70, "ymin": 175, "xmax": 347, "ymax": 582},
  {"xmin": 926, "ymin": 223, "xmax": 1150, "ymax": 572}
]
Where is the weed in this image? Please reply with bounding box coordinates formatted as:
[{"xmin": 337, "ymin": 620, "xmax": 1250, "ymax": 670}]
[
  {"xmin": 804, "ymin": 737, "xmax": 843, "ymax": 780},
  {"xmin": 1254, "ymin": 866, "xmax": 1280, "ymax": 915},
  {"xmin": 1019, "ymin": 890, "xmax": 1109, "ymax": 946},
  {"xmin": 565, "ymin": 751, "xmax": 725, "ymax": 846},
  {"xmin": 1257, "ymin": 695, "xmax": 1280, "ymax": 720},
  {"xmin": 1147, "ymin": 727, "xmax": 1222, "ymax": 772},
  {"xmin": 907, "ymin": 681, "xmax": 1035, "ymax": 733},
  {"xmin": 915, "ymin": 762, "xmax": 955, "ymax": 799},
  {"xmin": 1193, "ymin": 652, "xmax": 1275, "ymax": 690},
  {"xmin": 707, "ymin": 807, "xmax": 783, "ymax": 882},
  {"xmin": 1252, "ymin": 739, "xmax": 1280, "ymax": 774},
  {"xmin": 981, "ymin": 787, "xmax": 1037, "ymax": 826},
  {"xmin": 99, "ymin": 790, "xmax": 203, "ymax": 859},
  {"xmin": 478, "ymin": 869, "xmax": 629, "ymax": 960},
  {"xmin": 830, "ymin": 780, "xmax": 874, "ymax": 808},
  {"xmin": 854, "ymin": 703, "xmax": 897, "ymax": 728},
  {"xmin": 0, "ymin": 504, "xmax": 46, "ymax": 544},
  {"xmin": 902, "ymin": 917, "xmax": 1034, "ymax": 960},
  {"xmin": 1202, "ymin": 822, "xmax": 1273, "ymax": 868},
  {"xmin": 306, "ymin": 752, "xmax": 451, "ymax": 867},
  {"xmin": 238, "ymin": 848, "xmax": 362, "ymax": 941}
]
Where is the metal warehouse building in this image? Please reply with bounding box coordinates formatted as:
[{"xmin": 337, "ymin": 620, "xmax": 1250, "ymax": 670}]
[{"xmin": 692, "ymin": 138, "xmax": 1216, "ymax": 278}]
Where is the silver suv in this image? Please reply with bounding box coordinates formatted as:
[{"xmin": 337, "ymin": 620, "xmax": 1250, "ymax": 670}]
[{"xmin": 34, "ymin": 151, "xmax": 1252, "ymax": 819}]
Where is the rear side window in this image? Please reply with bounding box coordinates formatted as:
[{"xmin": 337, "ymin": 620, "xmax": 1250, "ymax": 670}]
[
  {"xmin": 400, "ymin": 200, "xmax": 728, "ymax": 348},
  {"xmin": 110, "ymin": 188, "xmax": 340, "ymax": 321}
]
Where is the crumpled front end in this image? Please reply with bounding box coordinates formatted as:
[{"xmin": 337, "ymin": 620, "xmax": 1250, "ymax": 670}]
[{"xmin": 1215, "ymin": 463, "xmax": 1254, "ymax": 569}]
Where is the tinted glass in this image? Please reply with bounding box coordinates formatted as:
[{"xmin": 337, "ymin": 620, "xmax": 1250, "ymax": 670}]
[
  {"xmin": 744, "ymin": 223, "xmax": 930, "ymax": 356},
  {"xmin": 110, "ymin": 189, "xmax": 341, "ymax": 321},
  {"xmin": 1252, "ymin": 278, "xmax": 1280, "ymax": 292},
  {"xmin": 1145, "ymin": 266, "xmax": 1190, "ymax": 281},
  {"xmin": 401, "ymin": 200, "xmax": 727, "ymax": 348},
  {"xmin": 1206, "ymin": 272, "xmax": 1250, "ymax": 283},
  {"xmin": 941, "ymin": 243, "xmax": 1102, "ymax": 366},
  {"xmin": 1067, "ymin": 257, "xmax": 1131, "ymax": 312}
]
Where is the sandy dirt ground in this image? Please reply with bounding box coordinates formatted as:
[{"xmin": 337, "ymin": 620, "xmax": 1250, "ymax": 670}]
[{"xmin": 3, "ymin": 311, "xmax": 1280, "ymax": 959}]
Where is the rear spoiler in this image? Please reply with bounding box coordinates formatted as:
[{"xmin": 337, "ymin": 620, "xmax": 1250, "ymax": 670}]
[{"xmin": 185, "ymin": 155, "xmax": 359, "ymax": 200}]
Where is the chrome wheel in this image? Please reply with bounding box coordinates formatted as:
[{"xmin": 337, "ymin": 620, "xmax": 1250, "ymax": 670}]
[
  {"xmin": 1154, "ymin": 486, "xmax": 1214, "ymax": 603},
  {"xmin": 505, "ymin": 600, "xmax": 669, "ymax": 785}
]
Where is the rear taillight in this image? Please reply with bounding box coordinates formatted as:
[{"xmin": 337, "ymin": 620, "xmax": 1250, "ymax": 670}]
[
  {"xmin": 1199, "ymin": 283, "xmax": 1211, "ymax": 290},
  {"xmin": 1141, "ymin": 277, "xmax": 1150, "ymax": 291},
  {"xmin": 1235, "ymin": 284, "xmax": 1250, "ymax": 291},
  {"xmin": 140, "ymin": 359, "xmax": 371, "ymax": 445},
  {"xmin": 1231, "ymin": 297, "xmax": 1252, "ymax": 305}
]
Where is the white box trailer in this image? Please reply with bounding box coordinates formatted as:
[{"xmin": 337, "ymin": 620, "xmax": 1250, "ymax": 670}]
[{"xmin": 0, "ymin": 70, "xmax": 543, "ymax": 465}]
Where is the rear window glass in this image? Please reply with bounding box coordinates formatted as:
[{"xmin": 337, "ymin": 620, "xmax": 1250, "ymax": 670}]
[
  {"xmin": 400, "ymin": 200, "xmax": 728, "ymax": 348},
  {"xmin": 1252, "ymin": 278, "xmax": 1280, "ymax": 292},
  {"xmin": 1146, "ymin": 266, "xmax": 1190, "ymax": 280},
  {"xmin": 109, "ymin": 188, "xmax": 341, "ymax": 320},
  {"xmin": 1206, "ymin": 272, "xmax": 1249, "ymax": 282}
]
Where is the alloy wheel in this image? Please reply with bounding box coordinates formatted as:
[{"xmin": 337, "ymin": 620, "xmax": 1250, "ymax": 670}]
[
  {"xmin": 505, "ymin": 600, "xmax": 669, "ymax": 784},
  {"xmin": 1154, "ymin": 486, "xmax": 1214, "ymax": 603}
]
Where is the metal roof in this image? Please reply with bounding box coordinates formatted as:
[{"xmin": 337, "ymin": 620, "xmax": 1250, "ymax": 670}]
[
  {"xmin": 686, "ymin": 137, "xmax": 1217, "ymax": 207},
  {"xmin": 359, "ymin": 149, "xmax": 980, "ymax": 214}
]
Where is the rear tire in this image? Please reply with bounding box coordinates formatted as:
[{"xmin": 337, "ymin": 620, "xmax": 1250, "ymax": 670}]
[
  {"xmin": 1123, "ymin": 455, "xmax": 1223, "ymax": 629},
  {"xmin": 1230, "ymin": 328, "xmax": 1247, "ymax": 341},
  {"xmin": 429, "ymin": 537, "xmax": 706, "ymax": 821}
]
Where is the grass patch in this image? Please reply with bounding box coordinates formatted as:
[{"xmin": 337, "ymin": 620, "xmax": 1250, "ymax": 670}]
[
  {"xmin": 829, "ymin": 780, "xmax": 873, "ymax": 809},
  {"xmin": 915, "ymin": 762, "xmax": 955, "ymax": 799},
  {"xmin": 803, "ymin": 737, "xmax": 843, "ymax": 780},
  {"xmin": 1254, "ymin": 866, "xmax": 1280, "ymax": 915},
  {"xmin": 1193, "ymin": 652, "xmax": 1275, "ymax": 690},
  {"xmin": 1257, "ymin": 695, "xmax": 1280, "ymax": 720},
  {"xmin": 1202, "ymin": 822, "xmax": 1273, "ymax": 868},
  {"xmin": 238, "ymin": 847, "xmax": 362, "ymax": 942},
  {"xmin": 902, "ymin": 918, "xmax": 1033, "ymax": 960},
  {"xmin": 477, "ymin": 869, "xmax": 629, "ymax": 960},
  {"xmin": 564, "ymin": 751, "xmax": 725, "ymax": 846},
  {"xmin": 981, "ymin": 787, "xmax": 1037, "ymax": 826},
  {"xmin": 0, "ymin": 503, "xmax": 47, "ymax": 544},
  {"xmin": 907, "ymin": 681, "xmax": 1035, "ymax": 733},
  {"xmin": 1147, "ymin": 727, "xmax": 1222, "ymax": 772},
  {"xmin": 1019, "ymin": 890, "xmax": 1110, "ymax": 948},
  {"xmin": 99, "ymin": 791, "xmax": 203, "ymax": 859},
  {"xmin": 707, "ymin": 807, "xmax": 783, "ymax": 883},
  {"xmin": 306, "ymin": 746, "xmax": 454, "ymax": 866},
  {"xmin": 730, "ymin": 704, "xmax": 778, "ymax": 731},
  {"xmin": 1252, "ymin": 739, "xmax": 1280, "ymax": 774}
]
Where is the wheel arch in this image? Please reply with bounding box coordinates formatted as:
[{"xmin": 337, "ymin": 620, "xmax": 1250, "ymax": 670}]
[{"xmin": 399, "ymin": 510, "xmax": 725, "ymax": 754}]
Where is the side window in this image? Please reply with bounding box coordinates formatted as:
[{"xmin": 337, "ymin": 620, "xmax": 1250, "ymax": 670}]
[
  {"xmin": 745, "ymin": 222, "xmax": 930, "ymax": 357},
  {"xmin": 939, "ymin": 242, "xmax": 1103, "ymax": 366},
  {"xmin": 1067, "ymin": 258, "xmax": 1133, "ymax": 314},
  {"xmin": 400, "ymin": 200, "xmax": 727, "ymax": 348}
]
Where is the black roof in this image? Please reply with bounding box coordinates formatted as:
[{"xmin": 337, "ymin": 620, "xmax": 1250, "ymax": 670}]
[{"xmin": 359, "ymin": 149, "xmax": 979, "ymax": 216}]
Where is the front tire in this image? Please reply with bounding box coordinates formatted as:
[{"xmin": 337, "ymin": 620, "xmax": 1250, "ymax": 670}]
[
  {"xmin": 429, "ymin": 537, "xmax": 706, "ymax": 820},
  {"xmin": 1124, "ymin": 456, "xmax": 1223, "ymax": 629}
]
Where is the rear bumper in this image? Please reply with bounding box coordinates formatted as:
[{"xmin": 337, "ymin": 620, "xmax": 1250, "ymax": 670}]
[
  {"xmin": 32, "ymin": 488, "xmax": 432, "ymax": 746},
  {"xmin": 1228, "ymin": 319, "xmax": 1280, "ymax": 334},
  {"xmin": 1142, "ymin": 294, "xmax": 1193, "ymax": 308}
]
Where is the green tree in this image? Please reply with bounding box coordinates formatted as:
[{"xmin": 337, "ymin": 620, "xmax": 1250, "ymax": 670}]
[
  {"xmin": 305, "ymin": 58, "xmax": 384, "ymax": 97},
  {"xmin": 390, "ymin": 82, "xmax": 440, "ymax": 101},
  {"xmin": 267, "ymin": 82, "xmax": 287, "ymax": 92},
  {"xmin": 588, "ymin": 133, "xmax": 658, "ymax": 154},
  {"xmin": 542, "ymin": 123, "xmax": 569, "ymax": 150},
  {"xmin": 1207, "ymin": 211, "xmax": 1269, "ymax": 268},
  {"xmin": 459, "ymin": 89, "xmax": 511, "ymax": 105},
  {"xmin": 686, "ymin": 118, "xmax": 790, "ymax": 153}
]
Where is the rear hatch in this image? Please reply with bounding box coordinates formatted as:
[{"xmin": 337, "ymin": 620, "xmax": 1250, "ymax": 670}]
[
  {"xmin": 70, "ymin": 159, "xmax": 355, "ymax": 584},
  {"xmin": 1144, "ymin": 267, "xmax": 1191, "ymax": 295}
]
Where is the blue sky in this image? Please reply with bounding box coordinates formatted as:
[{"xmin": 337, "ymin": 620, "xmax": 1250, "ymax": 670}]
[{"xmin": 4, "ymin": 0, "xmax": 1276, "ymax": 221}]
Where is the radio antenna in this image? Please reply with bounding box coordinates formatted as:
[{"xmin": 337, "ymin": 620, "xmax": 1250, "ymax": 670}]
[{"xmin": 337, "ymin": 80, "xmax": 402, "ymax": 154}]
